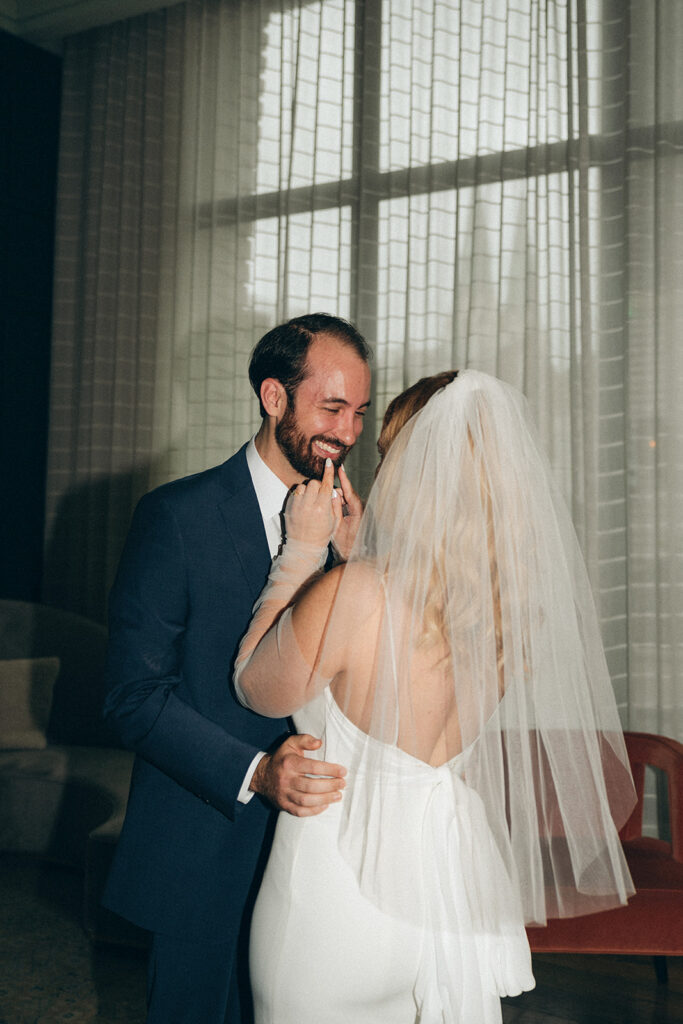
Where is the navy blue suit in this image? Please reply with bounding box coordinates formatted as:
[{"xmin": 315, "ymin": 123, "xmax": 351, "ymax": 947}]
[{"xmin": 102, "ymin": 445, "xmax": 289, "ymax": 1018}]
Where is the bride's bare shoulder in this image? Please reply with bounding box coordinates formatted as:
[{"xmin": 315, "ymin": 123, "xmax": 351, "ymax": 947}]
[
  {"xmin": 323, "ymin": 559, "xmax": 382, "ymax": 604},
  {"xmin": 294, "ymin": 561, "xmax": 385, "ymax": 679},
  {"xmin": 295, "ymin": 559, "xmax": 383, "ymax": 623},
  {"xmin": 291, "ymin": 560, "xmax": 383, "ymax": 672}
]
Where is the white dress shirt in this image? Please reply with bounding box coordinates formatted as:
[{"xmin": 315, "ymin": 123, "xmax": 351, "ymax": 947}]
[
  {"xmin": 245, "ymin": 436, "xmax": 290, "ymax": 558},
  {"xmin": 237, "ymin": 438, "xmax": 291, "ymax": 803}
]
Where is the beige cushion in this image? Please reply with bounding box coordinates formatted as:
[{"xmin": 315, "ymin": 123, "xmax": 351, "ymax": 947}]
[{"xmin": 0, "ymin": 657, "xmax": 60, "ymax": 749}]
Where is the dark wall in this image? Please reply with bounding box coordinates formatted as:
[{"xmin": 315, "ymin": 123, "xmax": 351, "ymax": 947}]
[{"xmin": 0, "ymin": 29, "xmax": 61, "ymax": 601}]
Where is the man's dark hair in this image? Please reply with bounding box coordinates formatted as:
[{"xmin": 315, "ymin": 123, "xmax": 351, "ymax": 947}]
[{"xmin": 248, "ymin": 313, "xmax": 371, "ymax": 417}]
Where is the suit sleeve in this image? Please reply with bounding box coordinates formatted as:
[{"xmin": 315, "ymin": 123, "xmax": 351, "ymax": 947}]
[{"xmin": 103, "ymin": 490, "xmax": 262, "ymax": 821}]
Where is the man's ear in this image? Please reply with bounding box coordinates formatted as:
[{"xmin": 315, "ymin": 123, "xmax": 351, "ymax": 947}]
[{"xmin": 260, "ymin": 378, "xmax": 288, "ymax": 420}]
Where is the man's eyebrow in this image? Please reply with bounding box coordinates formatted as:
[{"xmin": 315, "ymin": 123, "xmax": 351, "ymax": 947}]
[{"xmin": 320, "ymin": 397, "xmax": 372, "ymax": 409}]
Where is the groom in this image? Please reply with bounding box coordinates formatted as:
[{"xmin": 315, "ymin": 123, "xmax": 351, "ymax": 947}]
[{"xmin": 102, "ymin": 313, "xmax": 372, "ymax": 1023}]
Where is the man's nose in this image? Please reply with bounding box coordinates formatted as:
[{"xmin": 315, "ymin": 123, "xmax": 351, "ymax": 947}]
[{"xmin": 336, "ymin": 411, "xmax": 358, "ymax": 446}]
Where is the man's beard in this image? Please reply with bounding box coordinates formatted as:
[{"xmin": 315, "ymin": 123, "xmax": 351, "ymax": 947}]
[{"xmin": 276, "ymin": 402, "xmax": 350, "ymax": 480}]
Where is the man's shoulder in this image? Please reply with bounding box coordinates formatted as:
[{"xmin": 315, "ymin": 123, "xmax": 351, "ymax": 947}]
[{"xmin": 139, "ymin": 444, "xmax": 252, "ymax": 513}]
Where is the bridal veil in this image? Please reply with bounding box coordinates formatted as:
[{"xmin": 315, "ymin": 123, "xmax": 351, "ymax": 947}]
[{"xmin": 307, "ymin": 369, "xmax": 636, "ymax": 928}]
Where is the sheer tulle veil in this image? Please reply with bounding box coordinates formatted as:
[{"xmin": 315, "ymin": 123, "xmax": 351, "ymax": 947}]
[{"xmin": 311, "ymin": 369, "xmax": 636, "ymax": 927}]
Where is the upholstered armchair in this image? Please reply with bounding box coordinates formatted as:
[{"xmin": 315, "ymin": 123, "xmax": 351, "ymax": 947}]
[
  {"xmin": 0, "ymin": 599, "xmax": 141, "ymax": 945},
  {"xmin": 526, "ymin": 731, "xmax": 683, "ymax": 982}
]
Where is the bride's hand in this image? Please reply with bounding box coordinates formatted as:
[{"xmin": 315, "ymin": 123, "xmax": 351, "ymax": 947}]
[{"xmin": 284, "ymin": 458, "xmax": 342, "ymax": 547}]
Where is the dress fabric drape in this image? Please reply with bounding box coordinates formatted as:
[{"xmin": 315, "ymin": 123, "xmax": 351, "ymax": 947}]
[{"xmin": 44, "ymin": 0, "xmax": 683, "ymax": 746}]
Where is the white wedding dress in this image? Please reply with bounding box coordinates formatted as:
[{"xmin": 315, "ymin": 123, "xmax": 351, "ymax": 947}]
[{"xmin": 249, "ymin": 688, "xmax": 535, "ymax": 1024}]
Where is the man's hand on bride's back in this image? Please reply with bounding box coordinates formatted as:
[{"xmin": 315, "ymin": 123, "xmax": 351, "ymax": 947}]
[{"xmin": 249, "ymin": 734, "xmax": 347, "ymax": 816}]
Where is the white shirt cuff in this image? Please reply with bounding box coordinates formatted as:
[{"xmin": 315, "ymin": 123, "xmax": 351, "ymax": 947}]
[{"xmin": 238, "ymin": 750, "xmax": 268, "ymax": 804}]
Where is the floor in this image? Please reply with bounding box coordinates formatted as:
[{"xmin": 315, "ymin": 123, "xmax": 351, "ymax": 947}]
[
  {"xmin": 0, "ymin": 855, "xmax": 146, "ymax": 1024},
  {"xmin": 502, "ymin": 955, "xmax": 682, "ymax": 1024},
  {"xmin": 1, "ymin": 854, "xmax": 681, "ymax": 1024}
]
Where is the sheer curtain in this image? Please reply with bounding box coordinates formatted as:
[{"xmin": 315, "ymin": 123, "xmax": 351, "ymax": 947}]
[{"xmin": 44, "ymin": 0, "xmax": 683, "ymax": 741}]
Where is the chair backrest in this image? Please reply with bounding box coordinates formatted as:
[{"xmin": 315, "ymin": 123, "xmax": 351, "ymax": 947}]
[
  {"xmin": 620, "ymin": 731, "xmax": 683, "ymax": 862},
  {"xmin": 0, "ymin": 599, "xmax": 115, "ymax": 747}
]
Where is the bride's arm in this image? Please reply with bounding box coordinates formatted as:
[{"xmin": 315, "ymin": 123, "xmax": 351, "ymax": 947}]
[
  {"xmin": 234, "ymin": 459, "xmax": 344, "ymax": 715},
  {"xmin": 240, "ymin": 567, "xmax": 348, "ymax": 717}
]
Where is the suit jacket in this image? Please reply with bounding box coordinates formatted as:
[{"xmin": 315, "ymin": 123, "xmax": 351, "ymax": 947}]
[{"xmin": 102, "ymin": 444, "xmax": 289, "ymax": 944}]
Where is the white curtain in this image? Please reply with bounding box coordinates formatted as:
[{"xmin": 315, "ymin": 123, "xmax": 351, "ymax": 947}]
[{"xmin": 44, "ymin": 0, "xmax": 683, "ymax": 742}]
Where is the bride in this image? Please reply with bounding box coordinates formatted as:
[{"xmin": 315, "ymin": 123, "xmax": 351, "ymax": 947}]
[{"xmin": 234, "ymin": 369, "xmax": 636, "ymax": 1024}]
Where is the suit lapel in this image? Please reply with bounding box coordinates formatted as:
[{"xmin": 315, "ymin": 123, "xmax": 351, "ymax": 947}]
[{"xmin": 216, "ymin": 446, "xmax": 272, "ymax": 602}]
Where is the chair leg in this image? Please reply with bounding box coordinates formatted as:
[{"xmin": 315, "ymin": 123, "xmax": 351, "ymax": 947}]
[{"xmin": 653, "ymin": 956, "xmax": 668, "ymax": 984}]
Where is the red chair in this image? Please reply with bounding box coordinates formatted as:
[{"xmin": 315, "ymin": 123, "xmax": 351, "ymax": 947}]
[{"xmin": 526, "ymin": 732, "xmax": 683, "ymax": 982}]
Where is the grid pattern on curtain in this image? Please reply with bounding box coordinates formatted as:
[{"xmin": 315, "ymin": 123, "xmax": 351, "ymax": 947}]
[
  {"xmin": 43, "ymin": 0, "xmax": 683, "ymax": 748},
  {"xmin": 44, "ymin": 6, "xmax": 187, "ymax": 622}
]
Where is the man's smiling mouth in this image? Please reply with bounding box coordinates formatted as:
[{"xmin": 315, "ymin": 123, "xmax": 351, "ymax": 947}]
[{"xmin": 314, "ymin": 439, "xmax": 343, "ymax": 456}]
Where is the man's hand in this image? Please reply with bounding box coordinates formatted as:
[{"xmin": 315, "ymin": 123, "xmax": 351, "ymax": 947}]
[
  {"xmin": 250, "ymin": 733, "xmax": 346, "ymax": 816},
  {"xmin": 331, "ymin": 464, "xmax": 364, "ymax": 561}
]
